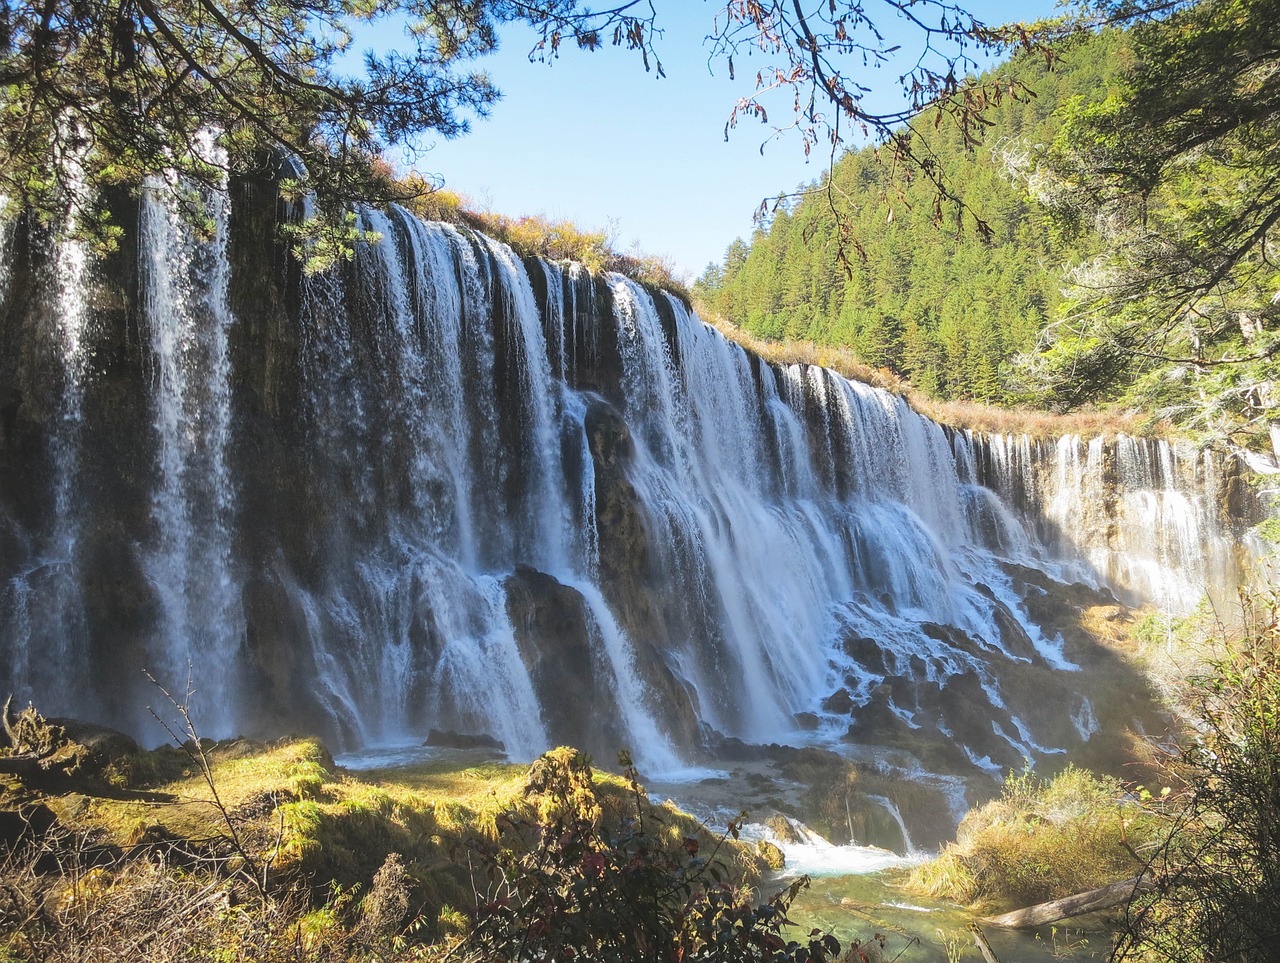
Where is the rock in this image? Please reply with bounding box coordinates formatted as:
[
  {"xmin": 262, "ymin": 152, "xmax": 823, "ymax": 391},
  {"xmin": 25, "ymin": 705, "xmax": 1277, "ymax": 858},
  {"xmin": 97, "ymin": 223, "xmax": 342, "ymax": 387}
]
[
  {"xmin": 240, "ymin": 569, "xmax": 340, "ymax": 743},
  {"xmin": 504, "ymin": 566, "xmax": 609, "ymax": 752},
  {"xmin": 424, "ymin": 729, "xmax": 505, "ymax": 751},
  {"xmin": 1, "ymin": 701, "xmax": 141, "ymax": 789},
  {"xmin": 921, "ymin": 621, "xmax": 982, "ymax": 656},
  {"xmin": 840, "ymin": 634, "xmax": 888, "ymax": 674},
  {"xmin": 986, "ymin": 598, "xmax": 1039, "ymax": 661},
  {"xmin": 764, "ymin": 813, "xmax": 805, "ymax": 845},
  {"xmin": 756, "ymin": 839, "xmax": 785, "ymax": 870},
  {"xmin": 821, "ymin": 688, "xmax": 855, "ymax": 715},
  {"xmin": 585, "ymin": 399, "xmax": 635, "ymax": 470},
  {"xmin": 794, "ymin": 712, "xmax": 820, "ymax": 731}
]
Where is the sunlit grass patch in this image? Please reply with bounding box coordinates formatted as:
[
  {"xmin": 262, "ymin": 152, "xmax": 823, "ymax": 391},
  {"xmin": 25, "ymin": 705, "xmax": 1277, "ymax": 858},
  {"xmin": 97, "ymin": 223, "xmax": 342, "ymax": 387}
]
[{"xmin": 904, "ymin": 765, "xmax": 1158, "ymax": 911}]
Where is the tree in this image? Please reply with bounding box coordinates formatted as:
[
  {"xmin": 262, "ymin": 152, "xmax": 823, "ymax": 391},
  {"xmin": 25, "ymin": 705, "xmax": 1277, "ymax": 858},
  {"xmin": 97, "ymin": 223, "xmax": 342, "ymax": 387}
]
[
  {"xmin": 0, "ymin": 0, "xmax": 662, "ymax": 253},
  {"xmin": 0, "ymin": 0, "xmax": 1082, "ymax": 261},
  {"xmin": 1017, "ymin": 0, "xmax": 1280, "ymax": 454},
  {"xmin": 703, "ymin": 0, "xmax": 1064, "ymax": 240},
  {"xmin": 693, "ymin": 28, "xmax": 1132, "ymax": 399},
  {"xmin": 1115, "ymin": 592, "xmax": 1280, "ymax": 962}
]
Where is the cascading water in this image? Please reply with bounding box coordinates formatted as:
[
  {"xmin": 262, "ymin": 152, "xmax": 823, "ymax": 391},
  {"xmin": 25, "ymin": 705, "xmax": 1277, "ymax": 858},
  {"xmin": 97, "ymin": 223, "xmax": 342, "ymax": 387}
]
[
  {"xmin": 970, "ymin": 431, "xmax": 1266, "ymax": 613},
  {"xmin": 0, "ymin": 171, "xmax": 95, "ymax": 718},
  {"xmin": 138, "ymin": 169, "xmax": 242, "ymax": 731},
  {"xmin": 0, "ymin": 184, "xmax": 1272, "ymax": 790}
]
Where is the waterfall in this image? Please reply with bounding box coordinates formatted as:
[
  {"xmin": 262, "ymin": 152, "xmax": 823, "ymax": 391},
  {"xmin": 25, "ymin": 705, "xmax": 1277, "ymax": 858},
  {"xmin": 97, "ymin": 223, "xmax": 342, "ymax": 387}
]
[
  {"xmin": 0, "ymin": 191, "xmax": 1273, "ymax": 781},
  {"xmin": 139, "ymin": 168, "xmax": 242, "ymax": 730},
  {"xmin": 970, "ymin": 431, "xmax": 1265, "ymax": 613},
  {"xmin": 0, "ymin": 169, "xmax": 96, "ymax": 717},
  {"xmin": 866, "ymin": 794, "xmax": 917, "ymax": 855}
]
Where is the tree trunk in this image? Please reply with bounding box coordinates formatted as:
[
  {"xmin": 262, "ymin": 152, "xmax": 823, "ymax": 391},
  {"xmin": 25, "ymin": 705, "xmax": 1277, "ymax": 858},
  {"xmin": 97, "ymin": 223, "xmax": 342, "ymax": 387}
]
[{"xmin": 982, "ymin": 875, "xmax": 1153, "ymax": 929}]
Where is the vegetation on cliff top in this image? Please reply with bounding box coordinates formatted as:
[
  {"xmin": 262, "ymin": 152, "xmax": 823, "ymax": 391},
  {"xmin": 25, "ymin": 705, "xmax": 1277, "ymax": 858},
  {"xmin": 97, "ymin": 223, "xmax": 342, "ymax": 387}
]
[
  {"xmin": 697, "ymin": 1, "xmax": 1280, "ymax": 455},
  {"xmin": 393, "ymin": 180, "xmax": 688, "ymax": 295},
  {"xmin": 693, "ymin": 29, "xmax": 1129, "ymax": 408},
  {"xmin": 1019, "ymin": 0, "xmax": 1280, "ymax": 455}
]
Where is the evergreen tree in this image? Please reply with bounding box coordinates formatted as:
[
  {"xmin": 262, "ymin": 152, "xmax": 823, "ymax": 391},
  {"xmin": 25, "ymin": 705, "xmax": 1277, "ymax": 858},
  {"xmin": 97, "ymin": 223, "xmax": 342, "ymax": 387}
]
[
  {"xmin": 696, "ymin": 30, "xmax": 1131, "ymax": 405},
  {"xmin": 1017, "ymin": 0, "xmax": 1280, "ymax": 453}
]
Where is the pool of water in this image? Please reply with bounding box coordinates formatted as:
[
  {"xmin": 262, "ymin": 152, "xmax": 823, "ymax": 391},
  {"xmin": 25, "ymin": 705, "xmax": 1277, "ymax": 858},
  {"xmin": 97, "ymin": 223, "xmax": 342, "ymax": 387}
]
[{"xmin": 776, "ymin": 868, "xmax": 1110, "ymax": 962}]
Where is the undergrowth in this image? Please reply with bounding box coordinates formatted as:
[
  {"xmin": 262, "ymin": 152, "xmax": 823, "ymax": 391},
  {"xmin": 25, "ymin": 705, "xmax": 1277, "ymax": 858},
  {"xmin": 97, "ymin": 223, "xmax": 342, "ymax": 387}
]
[
  {"xmin": 904, "ymin": 765, "xmax": 1156, "ymax": 911},
  {"xmin": 2, "ymin": 729, "xmax": 824, "ymax": 961}
]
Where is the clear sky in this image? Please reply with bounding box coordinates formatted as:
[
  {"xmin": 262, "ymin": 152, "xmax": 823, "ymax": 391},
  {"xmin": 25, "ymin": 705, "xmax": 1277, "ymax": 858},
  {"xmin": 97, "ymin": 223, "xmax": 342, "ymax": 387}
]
[{"xmin": 378, "ymin": 2, "xmax": 1059, "ymax": 280}]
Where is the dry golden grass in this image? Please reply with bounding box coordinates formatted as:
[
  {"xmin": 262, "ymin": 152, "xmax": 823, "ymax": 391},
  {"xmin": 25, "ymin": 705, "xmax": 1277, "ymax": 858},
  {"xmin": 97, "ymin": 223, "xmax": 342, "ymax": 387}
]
[
  {"xmin": 904, "ymin": 766, "xmax": 1157, "ymax": 911},
  {"xmin": 911, "ymin": 395, "xmax": 1158, "ymax": 440},
  {"xmin": 698, "ymin": 309, "xmax": 1167, "ymax": 439},
  {"xmin": 703, "ymin": 316, "xmax": 909, "ymax": 394},
  {"xmin": 380, "ymin": 175, "xmax": 689, "ymax": 295}
]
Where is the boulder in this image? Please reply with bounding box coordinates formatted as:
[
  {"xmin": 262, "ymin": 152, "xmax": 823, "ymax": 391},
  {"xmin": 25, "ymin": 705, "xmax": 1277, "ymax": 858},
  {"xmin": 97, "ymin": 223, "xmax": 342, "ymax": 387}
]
[{"xmin": 424, "ymin": 729, "xmax": 505, "ymax": 751}]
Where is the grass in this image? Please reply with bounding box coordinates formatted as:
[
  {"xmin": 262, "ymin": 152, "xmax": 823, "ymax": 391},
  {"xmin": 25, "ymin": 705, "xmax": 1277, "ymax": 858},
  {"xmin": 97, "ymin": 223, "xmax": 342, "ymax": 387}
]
[
  {"xmin": 904, "ymin": 765, "xmax": 1158, "ymax": 912},
  {"xmin": 703, "ymin": 314, "xmax": 911, "ymax": 395},
  {"xmin": 911, "ymin": 395, "xmax": 1156, "ymax": 440},
  {"xmin": 388, "ymin": 176, "xmax": 689, "ymax": 296},
  {"xmin": 4, "ymin": 738, "xmax": 765, "ymax": 958},
  {"xmin": 43, "ymin": 738, "xmax": 334, "ymax": 845}
]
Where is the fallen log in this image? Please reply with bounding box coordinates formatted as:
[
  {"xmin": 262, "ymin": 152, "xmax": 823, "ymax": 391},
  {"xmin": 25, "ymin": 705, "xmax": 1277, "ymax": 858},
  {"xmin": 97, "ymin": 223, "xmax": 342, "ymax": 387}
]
[
  {"xmin": 982, "ymin": 874, "xmax": 1154, "ymax": 929},
  {"xmin": 0, "ymin": 753, "xmax": 51, "ymax": 778},
  {"xmin": 969, "ymin": 922, "xmax": 1002, "ymax": 963}
]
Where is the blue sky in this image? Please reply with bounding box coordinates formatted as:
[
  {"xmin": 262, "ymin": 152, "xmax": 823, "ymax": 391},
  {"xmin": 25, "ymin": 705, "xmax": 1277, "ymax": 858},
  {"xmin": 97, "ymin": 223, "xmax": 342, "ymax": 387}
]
[{"xmin": 379, "ymin": 3, "xmax": 1059, "ymax": 279}]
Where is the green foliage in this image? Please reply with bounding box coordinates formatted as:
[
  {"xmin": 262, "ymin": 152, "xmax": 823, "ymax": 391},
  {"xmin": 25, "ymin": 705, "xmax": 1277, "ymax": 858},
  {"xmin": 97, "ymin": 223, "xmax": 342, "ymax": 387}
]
[
  {"xmin": 695, "ymin": 31, "xmax": 1127, "ymax": 406},
  {"xmin": 286, "ymin": 759, "xmax": 330, "ymax": 802},
  {"xmin": 1256, "ymin": 516, "xmax": 1280, "ymax": 546},
  {"xmin": 452, "ymin": 750, "xmax": 840, "ymax": 963},
  {"xmin": 905, "ymin": 764, "xmax": 1153, "ymax": 909},
  {"xmin": 1116, "ymin": 593, "xmax": 1280, "ymax": 962},
  {"xmin": 0, "ymin": 0, "xmax": 660, "ymax": 263},
  {"xmin": 1017, "ymin": 0, "xmax": 1280, "ymax": 451}
]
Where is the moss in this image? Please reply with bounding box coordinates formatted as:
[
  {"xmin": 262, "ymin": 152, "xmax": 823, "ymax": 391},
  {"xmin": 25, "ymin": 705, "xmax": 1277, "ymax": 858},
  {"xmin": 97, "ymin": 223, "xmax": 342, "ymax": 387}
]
[{"xmin": 10, "ymin": 737, "xmax": 763, "ymax": 949}]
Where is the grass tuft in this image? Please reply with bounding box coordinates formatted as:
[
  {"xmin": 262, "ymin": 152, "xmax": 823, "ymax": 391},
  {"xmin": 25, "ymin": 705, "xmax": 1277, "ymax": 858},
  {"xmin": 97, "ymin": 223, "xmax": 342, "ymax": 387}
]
[{"xmin": 904, "ymin": 765, "xmax": 1158, "ymax": 911}]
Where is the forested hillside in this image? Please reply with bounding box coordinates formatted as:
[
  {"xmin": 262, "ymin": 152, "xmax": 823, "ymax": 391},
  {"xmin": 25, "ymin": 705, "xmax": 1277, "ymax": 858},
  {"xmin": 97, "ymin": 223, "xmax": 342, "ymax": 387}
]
[{"xmin": 693, "ymin": 31, "xmax": 1129, "ymax": 405}]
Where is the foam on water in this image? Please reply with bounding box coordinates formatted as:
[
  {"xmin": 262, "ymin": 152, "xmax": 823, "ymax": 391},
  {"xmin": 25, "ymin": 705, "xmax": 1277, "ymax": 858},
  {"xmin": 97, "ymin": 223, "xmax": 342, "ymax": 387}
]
[{"xmin": 776, "ymin": 838, "xmax": 928, "ymax": 878}]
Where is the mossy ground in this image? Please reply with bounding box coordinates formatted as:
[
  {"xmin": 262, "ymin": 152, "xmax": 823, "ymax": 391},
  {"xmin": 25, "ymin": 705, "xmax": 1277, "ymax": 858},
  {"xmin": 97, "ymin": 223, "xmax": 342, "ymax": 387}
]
[{"xmin": 2, "ymin": 740, "xmax": 764, "ymax": 959}]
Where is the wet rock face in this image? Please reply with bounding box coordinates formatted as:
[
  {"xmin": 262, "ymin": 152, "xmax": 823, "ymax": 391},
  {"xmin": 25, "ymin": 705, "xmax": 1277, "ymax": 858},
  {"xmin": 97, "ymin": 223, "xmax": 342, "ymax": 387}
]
[
  {"xmin": 503, "ymin": 563, "xmax": 701, "ymax": 758},
  {"xmin": 823, "ymin": 563, "xmax": 1169, "ymax": 813},
  {"xmin": 580, "ymin": 399, "xmax": 701, "ymax": 750},
  {"xmin": 504, "ymin": 566, "xmax": 611, "ymax": 753}
]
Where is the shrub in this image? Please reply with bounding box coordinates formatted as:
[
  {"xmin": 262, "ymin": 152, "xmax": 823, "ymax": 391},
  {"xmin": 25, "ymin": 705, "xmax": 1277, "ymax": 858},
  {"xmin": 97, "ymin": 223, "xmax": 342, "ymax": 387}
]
[
  {"xmin": 452, "ymin": 750, "xmax": 841, "ymax": 963},
  {"xmin": 905, "ymin": 764, "xmax": 1154, "ymax": 909},
  {"xmin": 1115, "ymin": 593, "xmax": 1280, "ymax": 963}
]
